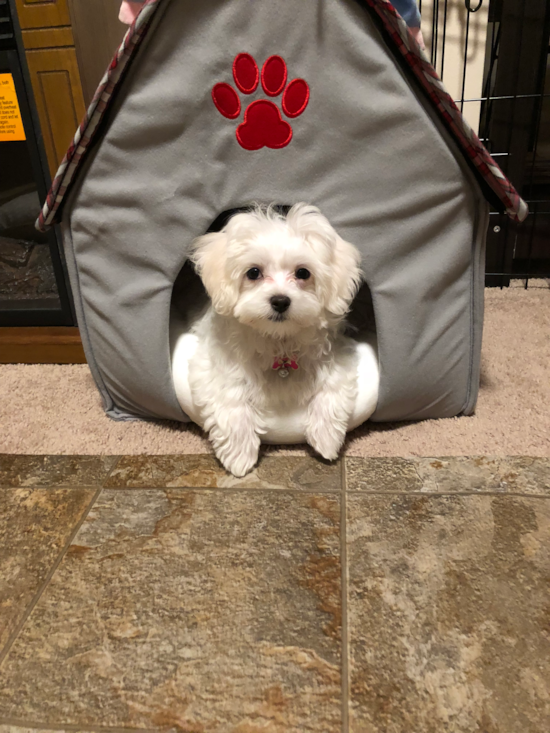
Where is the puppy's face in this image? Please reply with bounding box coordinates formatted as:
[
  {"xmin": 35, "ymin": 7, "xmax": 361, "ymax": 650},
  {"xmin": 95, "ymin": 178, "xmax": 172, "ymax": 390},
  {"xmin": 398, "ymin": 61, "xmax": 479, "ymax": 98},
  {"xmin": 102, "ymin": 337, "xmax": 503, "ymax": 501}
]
[
  {"xmin": 231, "ymin": 226, "xmax": 328, "ymax": 336},
  {"xmin": 190, "ymin": 204, "xmax": 362, "ymax": 337}
]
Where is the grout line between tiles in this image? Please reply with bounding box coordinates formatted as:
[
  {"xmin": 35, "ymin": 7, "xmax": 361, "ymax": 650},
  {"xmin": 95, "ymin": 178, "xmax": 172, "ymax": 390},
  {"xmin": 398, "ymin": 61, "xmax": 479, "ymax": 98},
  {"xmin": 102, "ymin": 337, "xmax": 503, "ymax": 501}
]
[
  {"xmin": 100, "ymin": 485, "xmax": 342, "ymax": 493},
  {"xmin": 344, "ymin": 490, "xmax": 550, "ymax": 498},
  {"xmin": 0, "ymin": 484, "xmax": 117, "ymax": 491},
  {"xmin": 0, "ymin": 716, "xmax": 158, "ymax": 733},
  {"xmin": 102, "ymin": 455, "xmax": 123, "ymax": 486},
  {"xmin": 341, "ymin": 458, "xmax": 350, "ymax": 732},
  {"xmin": 0, "ymin": 486, "xmax": 104, "ymax": 670},
  {"xmin": 96, "ymin": 485, "xmax": 550, "ymax": 497}
]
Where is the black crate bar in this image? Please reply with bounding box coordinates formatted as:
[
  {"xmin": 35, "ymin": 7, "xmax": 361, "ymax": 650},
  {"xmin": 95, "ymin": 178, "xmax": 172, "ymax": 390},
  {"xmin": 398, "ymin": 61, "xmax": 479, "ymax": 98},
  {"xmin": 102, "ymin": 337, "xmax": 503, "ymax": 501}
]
[{"xmin": 421, "ymin": 0, "xmax": 550, "ymax": 286}]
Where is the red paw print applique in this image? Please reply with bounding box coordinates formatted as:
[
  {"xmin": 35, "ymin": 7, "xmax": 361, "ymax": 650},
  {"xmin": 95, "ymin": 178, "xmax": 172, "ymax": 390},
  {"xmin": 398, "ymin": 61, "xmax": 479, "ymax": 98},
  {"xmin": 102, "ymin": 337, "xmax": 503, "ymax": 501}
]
[{"xmin": 212, "ymin": 53, "xmax": 310, "ymax": 151}]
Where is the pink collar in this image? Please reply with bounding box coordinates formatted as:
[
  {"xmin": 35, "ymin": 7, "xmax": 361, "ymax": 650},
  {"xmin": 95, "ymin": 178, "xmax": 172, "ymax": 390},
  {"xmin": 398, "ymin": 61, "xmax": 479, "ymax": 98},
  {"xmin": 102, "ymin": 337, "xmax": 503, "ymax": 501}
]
[{"xmin": 272, "ymin": 355, "xmax": 299, "ymax": 372}]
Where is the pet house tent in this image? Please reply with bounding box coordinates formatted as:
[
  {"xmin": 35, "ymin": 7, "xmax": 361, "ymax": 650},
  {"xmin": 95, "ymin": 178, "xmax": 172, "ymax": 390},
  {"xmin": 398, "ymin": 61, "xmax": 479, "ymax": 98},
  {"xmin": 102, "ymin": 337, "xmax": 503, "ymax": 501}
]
[{"xmin": 38, "ymin": 0, "xmax": 526, "ymax": 426}]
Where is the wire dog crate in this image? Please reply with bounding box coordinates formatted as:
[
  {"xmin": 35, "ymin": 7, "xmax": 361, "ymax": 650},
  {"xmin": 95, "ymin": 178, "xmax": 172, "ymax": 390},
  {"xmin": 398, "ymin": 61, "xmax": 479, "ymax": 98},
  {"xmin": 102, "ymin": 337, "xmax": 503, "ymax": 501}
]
[{"xmin": 420, "ymin": 0, "xmax": 550, "ymax": 286}]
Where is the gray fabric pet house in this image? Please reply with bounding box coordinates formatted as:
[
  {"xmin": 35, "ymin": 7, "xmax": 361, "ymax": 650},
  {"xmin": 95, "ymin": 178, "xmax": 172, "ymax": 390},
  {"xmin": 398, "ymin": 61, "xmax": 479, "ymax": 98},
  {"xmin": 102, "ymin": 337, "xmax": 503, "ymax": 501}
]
[{"xmin": 38, "ymin": 0, "xmax": 526, "ymax": 426}]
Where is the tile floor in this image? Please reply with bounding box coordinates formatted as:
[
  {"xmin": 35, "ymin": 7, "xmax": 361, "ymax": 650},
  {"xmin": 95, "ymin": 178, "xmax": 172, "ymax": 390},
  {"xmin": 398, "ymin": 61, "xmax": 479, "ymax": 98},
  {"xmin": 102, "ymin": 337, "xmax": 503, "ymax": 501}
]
[{"xmin": 0, "ymin": 454, "xmax": 549, "ymax": 732}]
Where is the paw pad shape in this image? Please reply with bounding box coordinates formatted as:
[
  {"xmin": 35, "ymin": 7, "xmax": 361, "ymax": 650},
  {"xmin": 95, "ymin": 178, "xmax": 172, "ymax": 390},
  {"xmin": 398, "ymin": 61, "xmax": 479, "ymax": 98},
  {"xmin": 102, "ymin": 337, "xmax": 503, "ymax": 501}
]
[{"xmin": 212, "ymin": 53, "xmax": 310, "ymax": 150}]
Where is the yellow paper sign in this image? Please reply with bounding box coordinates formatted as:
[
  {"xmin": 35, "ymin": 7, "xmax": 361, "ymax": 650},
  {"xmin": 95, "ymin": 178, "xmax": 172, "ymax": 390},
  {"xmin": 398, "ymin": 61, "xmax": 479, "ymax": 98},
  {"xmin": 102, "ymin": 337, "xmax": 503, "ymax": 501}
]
[{"xmin": 0, "ymin": 73, "xmax": 26, "ymax": 142}]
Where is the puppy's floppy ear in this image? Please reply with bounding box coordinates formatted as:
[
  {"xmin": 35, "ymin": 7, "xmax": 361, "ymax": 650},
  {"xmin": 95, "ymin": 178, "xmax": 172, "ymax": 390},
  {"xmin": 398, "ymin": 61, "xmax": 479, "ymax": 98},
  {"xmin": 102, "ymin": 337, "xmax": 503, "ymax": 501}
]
[
  {"xmin": 327, "ymin": 233, "xmax": 363, "ymax": 316},
  {"xmin": 189, "ymin": 231, "xmax": 239, "ymax": 315},
  {"xmin": 287, "ymin": 203, "xmax": 362, "ymax": 316}
]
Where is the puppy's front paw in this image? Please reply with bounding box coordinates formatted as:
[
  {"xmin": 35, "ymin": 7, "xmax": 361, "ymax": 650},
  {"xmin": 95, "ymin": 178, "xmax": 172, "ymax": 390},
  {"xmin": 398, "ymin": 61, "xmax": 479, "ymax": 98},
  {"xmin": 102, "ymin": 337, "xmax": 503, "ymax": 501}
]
[
  {"xmin": 213, "ymin": 436, "xmax": 260, "ymax": 477},
  {"xmin": 220, "ymin": 451, "xmax": 259, "ymax": 478},
  {"xmin": 305, "ymin": 423, "xmax": 345, "ymax": 462}
]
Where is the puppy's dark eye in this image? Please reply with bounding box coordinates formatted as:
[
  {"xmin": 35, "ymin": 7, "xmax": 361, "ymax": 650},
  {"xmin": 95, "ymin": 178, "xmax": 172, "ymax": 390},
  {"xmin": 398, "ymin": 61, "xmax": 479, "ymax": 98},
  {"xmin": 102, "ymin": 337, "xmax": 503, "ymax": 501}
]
[
  {"xmin": 296, "ymin": 268, "xmax": 311, "ymax": 280},
  {"xmin": 246, "ymin": 267, "xmax": 262, "ymax": 281}
]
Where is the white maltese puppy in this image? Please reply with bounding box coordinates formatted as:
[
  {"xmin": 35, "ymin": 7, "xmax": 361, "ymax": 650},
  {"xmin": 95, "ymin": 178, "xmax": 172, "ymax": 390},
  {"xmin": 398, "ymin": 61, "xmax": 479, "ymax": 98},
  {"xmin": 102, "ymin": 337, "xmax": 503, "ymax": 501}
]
[{"xmin": 187, "ymin": 203, "xmax": 364, "ymax": 477}]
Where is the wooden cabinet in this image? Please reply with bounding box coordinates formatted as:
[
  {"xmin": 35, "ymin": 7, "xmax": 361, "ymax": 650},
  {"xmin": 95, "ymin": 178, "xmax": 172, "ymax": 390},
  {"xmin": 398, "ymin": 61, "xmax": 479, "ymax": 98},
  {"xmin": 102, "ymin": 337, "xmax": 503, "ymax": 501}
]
[
  {"xmin": 24, "ymin": 47, "xmax": 85, "ymax": 175},
  {"xmin": 14, "ymin": 1, "xmax": 126, "ymax": 177},
  {"xmin": 15, "ymin": 0, "xmax": 85, "ymax": 178},
  {"xmin": 14, "ymin": 0, "xmax": 71, "ymax": 30}
]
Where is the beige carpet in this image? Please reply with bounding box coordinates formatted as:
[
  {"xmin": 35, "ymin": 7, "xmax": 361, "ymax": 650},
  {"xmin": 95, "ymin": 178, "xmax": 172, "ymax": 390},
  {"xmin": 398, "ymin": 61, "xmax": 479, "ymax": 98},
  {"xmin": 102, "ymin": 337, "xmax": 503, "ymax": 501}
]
[{"xmin": 1, "ymin": 281, "xmax": 549, "ymax": 456}]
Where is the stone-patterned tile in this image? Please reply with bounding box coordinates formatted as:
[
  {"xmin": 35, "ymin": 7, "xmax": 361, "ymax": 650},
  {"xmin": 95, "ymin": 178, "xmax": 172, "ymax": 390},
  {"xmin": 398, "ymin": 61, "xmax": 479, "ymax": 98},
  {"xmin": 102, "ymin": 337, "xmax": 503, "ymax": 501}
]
[
  {"xmin": 0, "ymin": 728, "xmax": 124, "ymax": 733},
  {"xmin": 0, "ymin": 455, "xmax": 118, "ymax": 489},
  {"xmin": 105, "ymin": 454, "xmax": 341, "ymax": 491},
  {"xmin": 346, "ymin": 456, "xmax": 550, "ymax": 495},
  {"xmin": 0, "ymin": 728, "xmax": 89, "ymax": 733},
  {"xmin": 348, "ymin": 494, "xmax": 550, "ymax": 733},
  {"xmin": 0, "ymin": 489, "xmax": 96, "ymax": 654},
  {"xmin": 346, "ymin": 457, "xmax": 423, "ymax": 493},
  {"xmin": 0, "ymin": 490, "xmax": 342, "ymax": 731}
]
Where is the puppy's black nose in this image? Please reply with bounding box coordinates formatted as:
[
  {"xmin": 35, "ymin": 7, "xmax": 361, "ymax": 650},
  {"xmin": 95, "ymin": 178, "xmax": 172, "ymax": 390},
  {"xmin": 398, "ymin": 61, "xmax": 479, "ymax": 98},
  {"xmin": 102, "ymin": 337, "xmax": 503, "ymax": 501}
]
[{"xmin": 270, "ymin": 295, "xmax": 291, "ymax": 313}]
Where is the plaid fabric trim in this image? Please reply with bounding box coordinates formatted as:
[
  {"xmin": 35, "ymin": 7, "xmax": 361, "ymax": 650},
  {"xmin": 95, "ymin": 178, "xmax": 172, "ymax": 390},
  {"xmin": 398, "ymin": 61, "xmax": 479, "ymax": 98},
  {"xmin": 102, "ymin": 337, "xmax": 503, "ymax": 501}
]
[
  {"xmin": 37, "ymin": 0, "xmax": 527, "ymax": 230},
  {"xmin": 36, "ymin": 0, "xmax": 164, "ymax": 232},
  {"xmin": 362, "ymin": 0, "xmax": 528, "ymax": 222}
]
